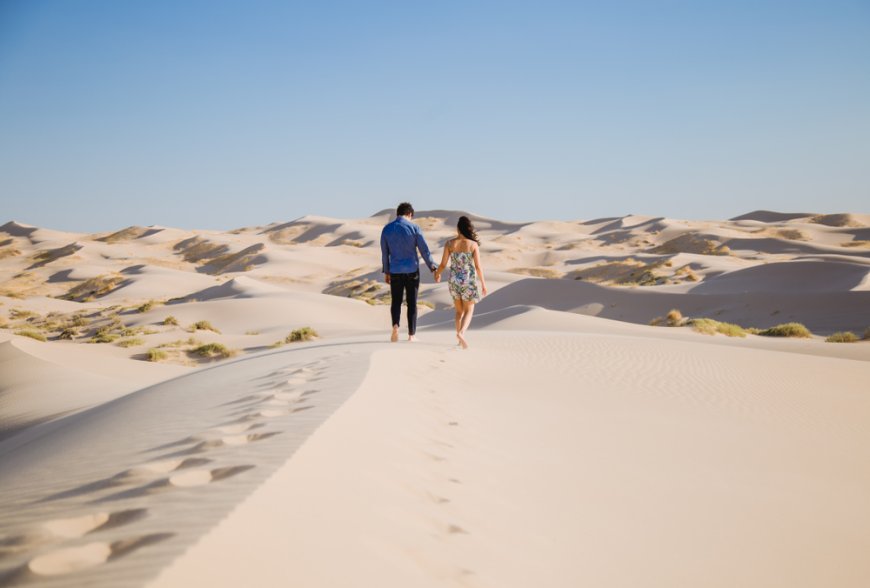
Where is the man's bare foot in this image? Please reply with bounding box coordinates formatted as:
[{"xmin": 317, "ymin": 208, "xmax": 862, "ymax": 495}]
[
  {"xmin": 390, "ymin": 326, "xmax": 399, "ymax": 342},
  {"xmin": 457, "ymin": 331, "xmax": 469, "ymax": 349},
  {"xmin": 408, "ymin": 334, "xmax": 417, "ymax": 342}
]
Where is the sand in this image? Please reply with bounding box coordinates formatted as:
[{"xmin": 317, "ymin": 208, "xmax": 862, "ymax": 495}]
[{"xmin": 1, "ymin": 210, "xmax": 869, "ymax": 586}]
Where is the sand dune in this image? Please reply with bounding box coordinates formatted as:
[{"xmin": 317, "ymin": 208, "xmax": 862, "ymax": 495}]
[{"xmin": 2, "ymin": 209, "xmax": 870, "ymax": 586}]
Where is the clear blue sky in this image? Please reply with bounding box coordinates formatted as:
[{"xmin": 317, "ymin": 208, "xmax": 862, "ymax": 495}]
[{"xmin": 1, "ymin": 0, "xmax": 868, "ymax": 231}]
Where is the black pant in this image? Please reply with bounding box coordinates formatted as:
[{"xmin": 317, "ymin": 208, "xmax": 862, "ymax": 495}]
[{"xmin": 390, "ymin": 272, "xmax": 419, "ymax": 335}]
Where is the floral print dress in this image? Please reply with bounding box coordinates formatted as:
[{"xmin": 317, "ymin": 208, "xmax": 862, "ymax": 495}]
[{"xmin": 448, "ymin": 251, "xmax": 481, "ymax": 302}]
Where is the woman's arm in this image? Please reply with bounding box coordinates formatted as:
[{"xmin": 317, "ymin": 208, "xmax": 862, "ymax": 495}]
[
  {"xmin": 472, "ymin": 244, "xmax": 487, "ymax": 296},
  {"xmin": 434, "ymin": 239, "xmax": 451, "ymax": 282}
]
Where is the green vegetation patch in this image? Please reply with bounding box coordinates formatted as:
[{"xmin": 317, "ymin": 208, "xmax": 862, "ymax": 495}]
[
  {"xmin": 15, "ymin": 329, "xmax": 46, "ymax": 342},
  {"xmin": 756, "ymin": 323, "xmax": 812, "ymax": 338},
  {"xmin": 189, "ymin": 342, "xmax": 235, "ymax": 359},
  {"xmin": 146, "ymin": 348, "xmax": 168, "ymax": 362},
  {"xmin": 117, "ymin": 338, "xmax": 146, "ymax": 348},
  {"xmin": 285, "ymin": 327, "xmax": 318, "ymax": 343},
  {"xmin": 688, "ymin": 318, "xmax": 747, "ymax": 338},
  {"xmin": 189, "ymin": 320, "xmax": 220, "ymax": 333},
  {"xmin": 63, "ymin": 274, "xmax": 125, "ymax": 301},
  {"xmin": 825, "ymin": 331, "xmax": 858, "ymax": 343}
]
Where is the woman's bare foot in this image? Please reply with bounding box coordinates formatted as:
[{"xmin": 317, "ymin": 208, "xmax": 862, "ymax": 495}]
[
  {"xmin": 457, "ymin": 331, "xmax": 469, "ymax": 349},
  {"xmin": 391, "ymin": 326, "xmax": 399, "ymax": 342}
]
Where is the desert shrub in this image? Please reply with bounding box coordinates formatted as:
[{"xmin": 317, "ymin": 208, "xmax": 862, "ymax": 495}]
[
  {"xmin": 689, "ymin": 318, "xmax": 747, "ymax": 338},
  {"xmin": 189, "ymin": 343, "xmax": 235, "ymax": 359},
  {"xmin": 285, "ymin": 327, "xmax": 318, "ymax": 343},
  {"xmin": 651, "ymin": 309, "xmax": 684, "ymax": 327},
  {"xmin": 162, "ymin": 315, "xmax": 179, "ymax": 326},
  {"xmin": 189, "ymin": 320, "xmax": 220, "ymax": 333},
  {"xmin": 90, "ymin": 331, "xmax": 120, "ymax": 343},
  {"xmin": 146, "ymin": 348, "xmax": 168, "ymax": 362},
  {"xmin": 757, "ymin": 323, "xmax": 812, "ymax": 338},
  {"xmin": 825, "ymin": 332, "xmax": 858, "ymax": 343},
  {"xmin": 58, "ymin": 328, "xmax": 79, "ymax": 340},
  {"xmin": 15, "ymin": 329, "xmax": 46, "ymax": 342},
  {"xmin": 269, "ymin": 340, "xmax": 285, "ymax": 348},
  {"xmin": 864, "ymin": 327, "xmax": 870, "ymax": 340},
  {"xmin": 117, "ymin": 338, "xmax": 145, "ymax": 348},
  {"xmin": 137, "ymin": 299, "xmax": 160, "ymax": 313},
  {"xmin": 10, "ymin": 308, "xmax": 38, "ymax": 320},
  {"xmin": 63, "ymin": 274, "xmax": 124, "ymax": 301},
  {"xmin": 71, "ymin": 314, "xmax": 90, "ymax": 327}
]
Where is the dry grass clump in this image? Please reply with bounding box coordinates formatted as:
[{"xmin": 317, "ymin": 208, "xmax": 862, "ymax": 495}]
[
  {"xmin": 159, "ymin": 337, "xmax": 203, "ymax": 348},
  {"xmin": 173, "ymin": 236, "xmax": 230, "ymax": 263},
  {"xmin": 90, "ymin": 331, "xmax": 120, "ymax": 344},
  {"xmin": 842, "ymin": 240, "xmax": 870, "ymax": 248},
  {"xmin": 756, "ymin": 323, "xmax": 812, "ymax": 338},
  {"xmin": 137, "ymin": 299, "xmax": 161, "ymax": 313},
  {"xmin": 15, "ymin": 329, "xmax": 46, "ymax": 342},
  {"xmin": 650, "ymin": 233, "xmax": 729, "ymax": 256},
  {"xmin": 775, "ymin": 229, "xmax": 807, "ymax": 241},
  {"xmin": 189, "ymin": 343, "xmax": 236, "ymax": 359},
  {"xmin": 324, "ymin": 276, "xmax": 388, "ymax": 305},
  {"xmin": 189, "ymin": 320, "xmax": 220, "ymax": 333},
  {"xmin": 650, "ymin": 309, "xmax": 685, "ymax": 327},
  {"xmin": 569, "ymin": 258, "xmax": 668, "ymax": 286},
  {"xmin": 162, "ymin": 315, "xmax": 179, "ymax": 326},
  {"xmin": 417, "ymin": 300, "xmax": 435, "ymax": 310},
  {"xmin": 96, "ymin": 226, "xmax": 153, "ymax": 243},
  {"xmin": 146, "ymin": 348, "xmax": 168, "ymax": 362},
  {"xmin": 117, "ymin": 338, "xmax": 145, "ymax": 348},
  {"xmin": 30, "ymin": 242, "xmax": 82, "ymax": 268},
  {"xmin": 0, "ymin": 246, "xmax": 21, "ymax": 259},
  {"xmin": 63, "ymin": 274, "xmax": 125, "ymax": 301},
  {"xmin": 688, "ymin": 318, "xmax": 747, "ymax": 337},
  {"xmin": 286, "ymin": 327, "xmax": 318, "ymax": 343},
  {"xmin": 58, "ymin": 328, "xmax": 79, "ymax": 340},
  {"xmin": 201, "ymin": 243, "xmax": 266, "ymax": 274},
  {"xmin": 825, "ymin": 332, "xmax": 858, "ymax": 343},
  {"xmin": 9, "ymin": 308, "xmax": 38, "ymax": 320},
  {"xmin": 508, "ymin": 267, "xmax": 564, "ymax": 279},
  {"xmin": 71, "ymin": 314, "xmax": 90, "ymax": 327},
  {"xmin": 864, "ymin": 327, "xmax": 870, "ymax": 340},
  {"xmin": 674, "ymin": 264, "xmax": 699, "ymax": 282}
]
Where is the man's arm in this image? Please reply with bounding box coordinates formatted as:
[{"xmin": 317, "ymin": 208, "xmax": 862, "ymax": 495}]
[
  {"xmin": 380, "ymin": 228, "xmax": 391, "ymax": 283},
  {"xmin": 415, "ymin": 229, "xmax": 437, "ymax": 272}
]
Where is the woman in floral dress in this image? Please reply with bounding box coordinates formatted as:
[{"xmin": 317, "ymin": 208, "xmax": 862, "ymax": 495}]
[{"xmin": 434, "ymin": 216, "xmax": 488, "ymax": 349}]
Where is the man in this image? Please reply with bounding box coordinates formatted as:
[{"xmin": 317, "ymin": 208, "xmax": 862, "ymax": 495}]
[{"xmin": 380, "ymin": 202, "xmax": 438, "ymax": 342}]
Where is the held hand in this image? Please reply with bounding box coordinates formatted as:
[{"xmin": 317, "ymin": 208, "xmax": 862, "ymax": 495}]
[
  {"xmin": 385, "ymin": 274, "xmax": 391, "ymax": 285},
  {"xmin": 434, "ymin": 270, "xmax": 442, "ymax": 283}
]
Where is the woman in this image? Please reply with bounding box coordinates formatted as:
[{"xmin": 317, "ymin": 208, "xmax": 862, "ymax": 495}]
[{"xmin": 435, "ymin": 216, "xmax": 488, "ymax": 349}]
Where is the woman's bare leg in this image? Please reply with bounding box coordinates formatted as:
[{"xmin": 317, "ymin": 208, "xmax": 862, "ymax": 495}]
[
  {"xmin": 453, "ymin": 299, "xmax": 463, "ymax": 344},
  {"xmin": 457, "ymin": 300, "xmax": 475, "ymax": 349}
]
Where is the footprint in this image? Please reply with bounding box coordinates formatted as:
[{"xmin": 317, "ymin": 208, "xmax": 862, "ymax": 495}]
[
  {"xmin": 100, "ymin": 465, "xmax": 255, "ymax": 501},
  {"xmin": 41, "ymin": 508, "xmax": 147, "ymax": 538},
  {"xmin": 26, "ymin": 532, "xmax": 174, "ymax": 577},
  {"xmin": 40, "ymin": 459, "xmax": 210, "ymax": 502}
]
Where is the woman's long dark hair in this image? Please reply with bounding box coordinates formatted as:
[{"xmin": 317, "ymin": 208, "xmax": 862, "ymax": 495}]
[{"xmin": 457, "ymin": 216, "xmax": 480, "ymax": 243}]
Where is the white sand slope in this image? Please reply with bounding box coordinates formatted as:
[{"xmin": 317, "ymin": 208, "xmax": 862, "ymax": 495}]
[{"xmin": 149, "ymin": 331, "xmax": 870, "ymax": 588}]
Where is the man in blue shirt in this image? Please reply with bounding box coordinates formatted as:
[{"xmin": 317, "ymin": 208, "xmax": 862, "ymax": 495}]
[{"xmin": 380, "ymin": 202, "xmax": 438, "ymax": 342}]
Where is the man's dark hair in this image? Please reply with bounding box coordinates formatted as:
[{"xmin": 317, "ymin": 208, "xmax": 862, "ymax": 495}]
[{"xmin": 396, "ymin": 202, "xmax": 414, "ymax": 217}]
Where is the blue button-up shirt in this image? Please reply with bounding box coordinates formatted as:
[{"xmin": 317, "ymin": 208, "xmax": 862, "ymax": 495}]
[{"xmin": 380, "ymin": 216, "xmax": 437, "ymax": 274}]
